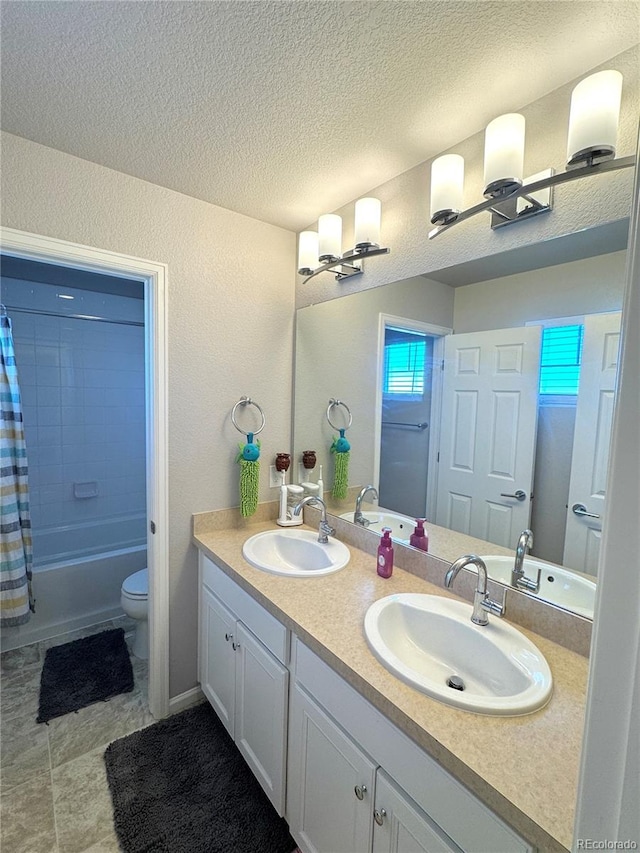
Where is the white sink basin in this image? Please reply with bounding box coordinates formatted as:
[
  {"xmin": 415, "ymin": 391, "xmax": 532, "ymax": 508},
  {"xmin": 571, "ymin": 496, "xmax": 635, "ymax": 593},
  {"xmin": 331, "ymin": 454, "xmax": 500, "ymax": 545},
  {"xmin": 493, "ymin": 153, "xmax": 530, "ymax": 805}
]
[
  {"xmin": 242, "ymin": 529, "xmax": 350, "ymax": 577},
  {"xmin": 339, "ymin": 510, "xmax": 415, "ymax": 543},
  {"xmin": 480, "ymin": 555, "xmax": 596, "ymax": 619},
  {"xmin": 364, "ymin": 594, "xmax": 553, "ymax": 715}
]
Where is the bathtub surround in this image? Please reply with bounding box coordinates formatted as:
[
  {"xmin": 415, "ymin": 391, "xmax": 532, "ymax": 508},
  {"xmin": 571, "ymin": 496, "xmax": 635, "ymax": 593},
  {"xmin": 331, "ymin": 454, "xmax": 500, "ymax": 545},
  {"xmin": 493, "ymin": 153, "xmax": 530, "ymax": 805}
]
[
  {"xmin": 105, "ymin": 702, "xmax": 297, "ymax": 853},
  {"xmin": 36, "ymin": 628, "xmax": 134, "ymax": 724}
]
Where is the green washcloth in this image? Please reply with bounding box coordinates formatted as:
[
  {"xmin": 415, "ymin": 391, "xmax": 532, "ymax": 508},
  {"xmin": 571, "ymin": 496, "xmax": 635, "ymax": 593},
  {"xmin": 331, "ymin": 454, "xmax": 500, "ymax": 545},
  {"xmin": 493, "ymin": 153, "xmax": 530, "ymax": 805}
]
[
  {"xmin": 332, "ymin": 451, "xmax": 350, "ymax": 501},
  {"xmin": 239, "ymin": 459, "xmax": 260, "ymax": 517}
]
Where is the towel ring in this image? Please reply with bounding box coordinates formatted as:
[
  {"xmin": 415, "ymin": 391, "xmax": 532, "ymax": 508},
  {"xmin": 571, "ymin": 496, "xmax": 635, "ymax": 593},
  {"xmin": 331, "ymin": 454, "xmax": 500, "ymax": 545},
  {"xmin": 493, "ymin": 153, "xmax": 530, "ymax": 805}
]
[
  {"xmin": 231, "ymin": 397, "xmax": 266, "ymax": 436},
  {"xmin": 326, "ymin": 398, "xmax": 352, "ymax": 431}
]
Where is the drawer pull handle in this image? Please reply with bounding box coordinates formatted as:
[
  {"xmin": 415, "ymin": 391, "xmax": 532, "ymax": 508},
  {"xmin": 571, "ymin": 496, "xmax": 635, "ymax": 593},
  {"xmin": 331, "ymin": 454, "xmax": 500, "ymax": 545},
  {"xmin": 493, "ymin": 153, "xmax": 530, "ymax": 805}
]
[
  {"xmin": 374, "ymin": 808, "xmax": 387, "ymax": 826},
  {"xmin": 354, "ymin": 784, "xmax": 367, "ymax": 801}
]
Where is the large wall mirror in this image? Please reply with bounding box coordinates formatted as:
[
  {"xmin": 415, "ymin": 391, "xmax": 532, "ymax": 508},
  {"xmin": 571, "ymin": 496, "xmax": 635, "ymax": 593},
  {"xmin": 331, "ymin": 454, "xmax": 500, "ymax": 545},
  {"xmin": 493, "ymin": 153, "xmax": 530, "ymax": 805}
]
[{"xmin": 293, "ymin": 218, "xmax": 630, "ymax": 620}]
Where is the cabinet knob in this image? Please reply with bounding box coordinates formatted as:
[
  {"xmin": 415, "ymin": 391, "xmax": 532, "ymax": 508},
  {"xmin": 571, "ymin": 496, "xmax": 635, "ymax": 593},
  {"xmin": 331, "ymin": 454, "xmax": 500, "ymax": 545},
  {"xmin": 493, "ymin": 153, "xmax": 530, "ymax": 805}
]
[
  {"xmin": 232, "ymin": 641, "xmax": 240, "ymax": 651},
  {"xmin": 374, "ymin": 808, "xmax": 387, "ymax": 826},
  {"xmin": 225, "ymin": 632, "xmax": 233, "ymax": 642},
  {"xmin": 354, "ymin": 784, "xmax": 367, "ymax": 801}
]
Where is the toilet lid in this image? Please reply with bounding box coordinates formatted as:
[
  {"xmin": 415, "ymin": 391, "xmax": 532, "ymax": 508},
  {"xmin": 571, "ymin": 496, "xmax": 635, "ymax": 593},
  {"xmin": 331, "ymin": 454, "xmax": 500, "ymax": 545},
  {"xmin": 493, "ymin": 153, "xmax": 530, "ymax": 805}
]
[{"xmin": 122, "ymin": 568, "xmax": 148, "ymax": 598}]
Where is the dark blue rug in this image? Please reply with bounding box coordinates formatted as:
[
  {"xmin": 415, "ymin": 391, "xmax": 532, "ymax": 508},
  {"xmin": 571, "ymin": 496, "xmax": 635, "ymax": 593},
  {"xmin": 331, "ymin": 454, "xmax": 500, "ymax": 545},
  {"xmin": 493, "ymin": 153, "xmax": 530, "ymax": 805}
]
[
  {"xmin": 104, "ymin": 702, "xmax": 297, "ymax": 853},
  {"xmin": 37, "ymin": 627, "xmax": 134, "ymax": 724}
]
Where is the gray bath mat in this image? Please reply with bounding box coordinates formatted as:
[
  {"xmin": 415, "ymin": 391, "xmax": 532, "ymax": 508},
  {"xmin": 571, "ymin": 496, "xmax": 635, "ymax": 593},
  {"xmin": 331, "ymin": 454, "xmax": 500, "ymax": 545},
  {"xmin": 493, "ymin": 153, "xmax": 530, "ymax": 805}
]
[
  {"xmin": 104, "ymin": 702, "xmax": 297, "ymax": 853},
  {"xmin": 37, "ymin": 627, "xmax": 134, "ymax": 724}
]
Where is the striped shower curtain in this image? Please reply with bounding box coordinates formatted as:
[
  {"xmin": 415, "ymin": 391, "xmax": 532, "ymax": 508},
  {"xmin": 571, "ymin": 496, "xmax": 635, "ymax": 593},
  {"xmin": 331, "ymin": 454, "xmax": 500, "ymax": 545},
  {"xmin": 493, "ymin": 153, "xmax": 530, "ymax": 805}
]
[{"xmin": 1, "ymin": 312, "xmax": 35, "ymax": 626}]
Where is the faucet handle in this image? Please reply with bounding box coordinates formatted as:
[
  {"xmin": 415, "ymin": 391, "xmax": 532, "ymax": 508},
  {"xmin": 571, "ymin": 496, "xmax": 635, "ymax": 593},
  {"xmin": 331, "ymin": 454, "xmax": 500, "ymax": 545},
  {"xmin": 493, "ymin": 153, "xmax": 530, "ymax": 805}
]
[
  {"xmin": 481, "ymin": 596, "xmax": 505, "ymax": 618},
  {"xmin": 515, "ymin": 567, "xmax": 541, "ymax": 593}
]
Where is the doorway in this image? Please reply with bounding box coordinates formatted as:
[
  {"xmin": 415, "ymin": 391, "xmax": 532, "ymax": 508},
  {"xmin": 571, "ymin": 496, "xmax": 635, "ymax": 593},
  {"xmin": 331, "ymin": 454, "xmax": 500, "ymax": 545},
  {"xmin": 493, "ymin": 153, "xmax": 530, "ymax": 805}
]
[{"xmin": 0, "ymin": 227, "xmax": 169, "ymax": 719}]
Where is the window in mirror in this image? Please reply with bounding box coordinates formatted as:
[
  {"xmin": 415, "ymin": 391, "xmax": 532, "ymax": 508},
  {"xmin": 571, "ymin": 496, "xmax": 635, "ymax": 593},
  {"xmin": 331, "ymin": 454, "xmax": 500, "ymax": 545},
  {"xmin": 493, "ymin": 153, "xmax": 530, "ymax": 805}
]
[
  {"xmin": 383, "ymin": 328, "xmax": 428, "ymax": 400},
  {"xmin": 539, "ymin": 323, "xmax": 584, "ymax": 397}
]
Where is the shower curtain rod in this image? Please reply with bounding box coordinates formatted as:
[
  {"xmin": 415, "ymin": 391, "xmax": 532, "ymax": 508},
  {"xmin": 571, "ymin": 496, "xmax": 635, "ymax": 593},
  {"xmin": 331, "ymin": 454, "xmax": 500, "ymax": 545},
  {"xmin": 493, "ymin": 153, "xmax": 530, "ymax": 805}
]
[{"xmin": 3, "ymin": 305, "xmax": 144, "ymax": 327}]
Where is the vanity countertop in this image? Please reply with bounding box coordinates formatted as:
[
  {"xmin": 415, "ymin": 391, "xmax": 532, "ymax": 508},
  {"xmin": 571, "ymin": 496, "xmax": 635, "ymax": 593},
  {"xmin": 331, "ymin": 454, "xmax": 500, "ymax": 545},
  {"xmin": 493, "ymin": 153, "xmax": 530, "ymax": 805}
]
[{"xmin": 192, "ymin": 518, "xmax": 588, "ymax": 852}]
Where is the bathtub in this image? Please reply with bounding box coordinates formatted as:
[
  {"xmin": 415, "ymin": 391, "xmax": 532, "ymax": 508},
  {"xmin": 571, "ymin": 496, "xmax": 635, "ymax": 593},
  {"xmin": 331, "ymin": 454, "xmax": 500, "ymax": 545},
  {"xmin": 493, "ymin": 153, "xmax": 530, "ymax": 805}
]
[{"xmin": 1, "ymin": 515, "xmax": 147, "ymax": 651}]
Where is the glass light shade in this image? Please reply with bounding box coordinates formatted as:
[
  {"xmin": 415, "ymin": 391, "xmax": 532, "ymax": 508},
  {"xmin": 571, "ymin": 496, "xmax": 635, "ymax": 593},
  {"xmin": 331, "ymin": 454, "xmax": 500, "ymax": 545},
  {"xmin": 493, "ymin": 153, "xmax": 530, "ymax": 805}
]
[
  {"xmin": 567, "ymin": 70, "xmax": 623, "ymax": 166},
  {"xmin": 318, "ymin": 214, "xmax": 342, "ymax": 262},
  {"xmin": 483, "ymin": 113, "xmax": 525, "ymax": 198},
  {"xmin": 430, "ymin": 155, "xmax": 465, "ymax": 224},
  {"xmin": 354, "ymin": 198, "xmax": 381, "ymax": 248},
  {"xmin": 298, "ymin": 231, "xmax": 319, "ymax": 275}
]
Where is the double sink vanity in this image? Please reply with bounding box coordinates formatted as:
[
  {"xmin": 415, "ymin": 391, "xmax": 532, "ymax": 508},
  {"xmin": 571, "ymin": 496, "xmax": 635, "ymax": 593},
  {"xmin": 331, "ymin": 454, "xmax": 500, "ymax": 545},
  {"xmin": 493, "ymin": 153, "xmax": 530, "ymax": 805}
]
[{"xmin": 192, "ymin": 503, "xmax": 590, "ymax": 853}]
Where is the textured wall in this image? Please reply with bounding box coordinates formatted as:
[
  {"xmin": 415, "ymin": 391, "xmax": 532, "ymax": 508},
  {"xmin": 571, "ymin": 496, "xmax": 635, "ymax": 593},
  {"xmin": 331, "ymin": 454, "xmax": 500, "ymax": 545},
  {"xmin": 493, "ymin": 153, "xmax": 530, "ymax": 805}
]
[
  {"xmin": 296, "ymin": 46, "xmax": 638, "ymax": 309},
  {"xmin": 0, "ymin": 132, "xmax": 296, "ymax": 697}
]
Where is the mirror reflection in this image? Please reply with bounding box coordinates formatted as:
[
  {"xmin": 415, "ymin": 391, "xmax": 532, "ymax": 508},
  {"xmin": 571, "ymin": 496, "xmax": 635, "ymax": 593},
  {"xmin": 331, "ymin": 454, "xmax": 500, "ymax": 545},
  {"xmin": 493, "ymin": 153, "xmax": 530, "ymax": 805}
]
[{"xmin": 293, "ymin": 222, "xmax": 629, "ymax": 618}]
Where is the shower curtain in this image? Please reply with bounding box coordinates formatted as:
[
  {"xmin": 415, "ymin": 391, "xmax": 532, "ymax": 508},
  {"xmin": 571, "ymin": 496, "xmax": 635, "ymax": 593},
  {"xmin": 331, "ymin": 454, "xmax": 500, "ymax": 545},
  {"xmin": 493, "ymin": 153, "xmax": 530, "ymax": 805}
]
[{"xmin": 1, "ymin": 312, "xmax": 35, "ymax": 626}]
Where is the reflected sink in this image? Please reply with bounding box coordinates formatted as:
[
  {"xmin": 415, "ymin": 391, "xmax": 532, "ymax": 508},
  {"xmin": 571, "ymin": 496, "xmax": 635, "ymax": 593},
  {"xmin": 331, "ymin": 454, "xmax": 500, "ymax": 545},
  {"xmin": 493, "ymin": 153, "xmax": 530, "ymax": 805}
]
[
  {"xmin": 242, "ymin": 529, "xmax": 350, "ymax": 577},
  {"xmin": 480, "ymin": 555, "xmax": 596, "ymax": 619},
  {"xmin": 364, "ymin": 594, "xmax": 552, "ymax": 715},
  {"xmin": 339, "ymin": 510, "xmax": 415, "ymax": 543}
]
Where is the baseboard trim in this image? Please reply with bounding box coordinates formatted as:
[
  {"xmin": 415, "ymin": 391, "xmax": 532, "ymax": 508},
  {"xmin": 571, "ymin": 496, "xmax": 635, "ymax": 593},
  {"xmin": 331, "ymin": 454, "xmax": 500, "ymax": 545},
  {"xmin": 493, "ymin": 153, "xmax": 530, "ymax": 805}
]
[{"xmin": 168, "ymin": 686, "xmax": 205, "ymax": 715}]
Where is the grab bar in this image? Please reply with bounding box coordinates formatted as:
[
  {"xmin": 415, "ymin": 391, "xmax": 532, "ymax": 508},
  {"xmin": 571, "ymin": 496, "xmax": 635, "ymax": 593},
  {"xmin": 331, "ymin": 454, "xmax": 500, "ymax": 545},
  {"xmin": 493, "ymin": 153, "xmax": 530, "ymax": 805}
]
[{"xmin": 381, "ymin": 421, "xmax": 428, "ymax": 430}]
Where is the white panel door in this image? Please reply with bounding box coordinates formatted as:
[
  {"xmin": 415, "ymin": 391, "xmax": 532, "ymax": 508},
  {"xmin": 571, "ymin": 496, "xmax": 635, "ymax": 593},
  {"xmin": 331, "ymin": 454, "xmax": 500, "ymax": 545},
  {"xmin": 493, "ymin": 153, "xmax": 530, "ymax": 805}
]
[
  {"xmin": 287, "ymin": 683, "xmax": 377, "ymax": 853},
  {"xmin": 235, "ymin": 621, "xmax": 289, "ymax": 816},
  {"xmin": 372, "ymin": 770, "xmax": 462, "ymax": 853},
  {"xmin": 563, "ymin": 312, "xmax": 622, "ymax": 574},
  {"xmin": 435, "ymin": 326, "xmax": 541, "ymax": 547},
  {"xmin": 199, "ymin": 585, "xmax": 236, "ymax": 737}
]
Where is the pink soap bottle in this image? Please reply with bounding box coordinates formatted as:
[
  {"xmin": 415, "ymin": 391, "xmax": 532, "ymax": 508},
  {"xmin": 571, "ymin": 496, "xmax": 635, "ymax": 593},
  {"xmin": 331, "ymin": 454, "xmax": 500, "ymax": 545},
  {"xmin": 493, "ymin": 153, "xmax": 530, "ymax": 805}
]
[
  {"xmin": 410, "ymin": 519, "xmax": 429, "ymax": 552},
  {"xmin": 377, "ymin": 528, "xmax": 394, "ymax": 578}
]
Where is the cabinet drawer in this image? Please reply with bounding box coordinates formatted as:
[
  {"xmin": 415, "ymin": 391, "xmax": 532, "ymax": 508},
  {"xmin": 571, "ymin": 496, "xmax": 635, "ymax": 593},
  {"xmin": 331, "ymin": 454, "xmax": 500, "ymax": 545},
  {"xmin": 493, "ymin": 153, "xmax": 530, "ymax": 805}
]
[{"xmin": 200, "ymin": 554, "xmax": 289, "ymax": 663}]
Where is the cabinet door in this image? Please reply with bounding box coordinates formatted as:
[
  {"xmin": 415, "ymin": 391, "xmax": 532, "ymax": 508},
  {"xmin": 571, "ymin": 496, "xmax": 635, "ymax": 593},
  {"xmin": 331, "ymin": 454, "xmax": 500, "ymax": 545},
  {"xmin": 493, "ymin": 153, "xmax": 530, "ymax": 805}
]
[
  {"xmin": 235, "ymin": 621, "xmax": 289, "ymax": 816},
  {"xmin": 372, "ymin": 770, "xmax": 462, "ymax": 853},
  {"xmin": 288, "ymin": 684, "xmax": 376, "ymax": 853},
  {"xmin": 199, "ymin": 585, "xmax": 236, "ymax": 737}
]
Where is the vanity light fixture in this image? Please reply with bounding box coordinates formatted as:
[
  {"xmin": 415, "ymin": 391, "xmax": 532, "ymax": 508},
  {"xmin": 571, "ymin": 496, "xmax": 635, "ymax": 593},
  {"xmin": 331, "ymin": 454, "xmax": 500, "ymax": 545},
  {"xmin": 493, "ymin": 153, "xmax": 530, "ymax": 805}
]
[
  {"xmin": 297, "ymin": 197, "xmax": 390, "ymax": 283},
  {"xmin": 429, "ymin": 69, "xmax": 634, "ymax": 239}
]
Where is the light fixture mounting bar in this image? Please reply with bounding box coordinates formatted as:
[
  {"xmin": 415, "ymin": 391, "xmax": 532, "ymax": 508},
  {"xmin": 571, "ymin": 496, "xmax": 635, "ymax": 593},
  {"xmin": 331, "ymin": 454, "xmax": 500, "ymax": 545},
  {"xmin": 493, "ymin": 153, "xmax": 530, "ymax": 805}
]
[
  {"xmin": 302, "ymin": 247, "xmax": 390, "ymax": 284},
  {"xmin": 428, "ymin": 155, "xmax": 635, "ymax": 239}
]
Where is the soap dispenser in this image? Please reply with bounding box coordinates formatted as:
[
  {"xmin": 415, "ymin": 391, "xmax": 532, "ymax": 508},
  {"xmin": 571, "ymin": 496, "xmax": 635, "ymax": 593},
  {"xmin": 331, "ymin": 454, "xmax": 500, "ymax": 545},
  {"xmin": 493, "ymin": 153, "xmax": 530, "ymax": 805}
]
[
  {"xmin": 377, "ymin": 528, "xmax": 394, "ymax": 578},
  {"xmin": 410, "ymin": 519, "xmax": 429, "ymax": 552}
]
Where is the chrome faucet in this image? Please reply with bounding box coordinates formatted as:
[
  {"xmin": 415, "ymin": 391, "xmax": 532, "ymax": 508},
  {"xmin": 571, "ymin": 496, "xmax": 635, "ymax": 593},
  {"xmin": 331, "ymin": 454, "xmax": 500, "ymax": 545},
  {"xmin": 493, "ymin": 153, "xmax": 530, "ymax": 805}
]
[
  {"xmin": 512, "ymin": 529, "xmax": 540, "ymax": 592},
  {"xmin": 354, "ymin": 484, "xmax": 379, "ymax": 527},
  {"xmin": 444, "ymin": 555, "xmax": 505, "ymax": 626},
  {"xmin": 293, "ymin": 496, "xmax": 336, "ymax": 544}
]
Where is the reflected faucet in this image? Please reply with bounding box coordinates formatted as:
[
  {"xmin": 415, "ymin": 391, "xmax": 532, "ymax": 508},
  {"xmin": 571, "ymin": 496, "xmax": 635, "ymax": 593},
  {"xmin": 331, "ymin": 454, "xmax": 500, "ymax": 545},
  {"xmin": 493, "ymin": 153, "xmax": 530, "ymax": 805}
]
[
  {"xmin": 512, "ymin": 529, "xmax": 540, "ymax": 592},
  {"xmin": 444, "ymin": 555, "xmax": 505, "ymax": 626},
  {"xmin": 354, "ymin": 485, "xmax": 379, "ymax": 527},
  {"xmin": 293, "ymin": 496, "xmax": 336, "ymax": 544}
]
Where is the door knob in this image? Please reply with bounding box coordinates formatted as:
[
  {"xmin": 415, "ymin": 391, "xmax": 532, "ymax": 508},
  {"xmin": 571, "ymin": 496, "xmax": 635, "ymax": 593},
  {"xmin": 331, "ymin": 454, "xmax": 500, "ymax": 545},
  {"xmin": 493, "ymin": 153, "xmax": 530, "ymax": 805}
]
[
  {"xmin": 500, "ymin": 490, "xmax": 527, "ymax": 502},
  {"xmin": 572, "ymin": 503, "xmax": 601, "ymax": 519}
]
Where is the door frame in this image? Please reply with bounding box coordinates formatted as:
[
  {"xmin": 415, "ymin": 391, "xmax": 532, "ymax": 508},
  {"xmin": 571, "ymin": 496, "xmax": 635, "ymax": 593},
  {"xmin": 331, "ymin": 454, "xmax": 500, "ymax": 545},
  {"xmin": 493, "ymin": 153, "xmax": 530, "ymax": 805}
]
[
  {"xmin": 0, "ymin": 226, "xmax": 170, "ymax": 719},
  {"xmin": 374, "ymin": 314, "xmax": 451, "ymax": 518}
]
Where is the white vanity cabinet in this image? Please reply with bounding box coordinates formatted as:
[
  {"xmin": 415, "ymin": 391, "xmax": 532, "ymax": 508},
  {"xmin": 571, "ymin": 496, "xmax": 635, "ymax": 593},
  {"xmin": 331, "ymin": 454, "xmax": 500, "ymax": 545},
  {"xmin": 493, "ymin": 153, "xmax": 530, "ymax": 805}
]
[
  {"xmin": 198, "ymin": 554, "xmax": 289, "ymax": 815},
  {"xmin": 288, "ymin": 682, "xmax": 377, "ymax": 853},
  {"xmin": 289, "ymin": 639, "xmax": 533, "ymax": 853},
  {"xmin": 372, "ymin": 771, "xmax": 462, "ymax": 853}
]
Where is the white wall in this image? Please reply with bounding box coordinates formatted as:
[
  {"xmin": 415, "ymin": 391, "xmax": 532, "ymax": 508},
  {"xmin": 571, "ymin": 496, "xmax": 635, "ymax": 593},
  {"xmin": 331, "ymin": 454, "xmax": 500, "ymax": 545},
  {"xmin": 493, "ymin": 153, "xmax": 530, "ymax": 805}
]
[
  {"xmin": 0, "ymin": 132, "xmax": 296, "ymax": 697},
  {"xmin": 452, "ymin": 250, "xmax": 627, "ymax": 332}
]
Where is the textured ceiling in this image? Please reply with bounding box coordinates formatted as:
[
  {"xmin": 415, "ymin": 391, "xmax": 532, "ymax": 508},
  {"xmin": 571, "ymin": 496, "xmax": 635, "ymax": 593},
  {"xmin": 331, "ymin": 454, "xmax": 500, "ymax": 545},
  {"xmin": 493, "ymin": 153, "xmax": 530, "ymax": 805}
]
[{"xmin": 1, "ymin": 1, "xmax": 639, "ymax": 231}]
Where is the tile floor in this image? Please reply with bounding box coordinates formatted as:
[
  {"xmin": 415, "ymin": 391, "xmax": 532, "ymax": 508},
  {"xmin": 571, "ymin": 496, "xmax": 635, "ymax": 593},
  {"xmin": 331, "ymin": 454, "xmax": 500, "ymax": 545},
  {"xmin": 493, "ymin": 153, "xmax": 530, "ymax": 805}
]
[{"xmin": 1, "ymin": 618, "xmax": 153, "ymax": 853}]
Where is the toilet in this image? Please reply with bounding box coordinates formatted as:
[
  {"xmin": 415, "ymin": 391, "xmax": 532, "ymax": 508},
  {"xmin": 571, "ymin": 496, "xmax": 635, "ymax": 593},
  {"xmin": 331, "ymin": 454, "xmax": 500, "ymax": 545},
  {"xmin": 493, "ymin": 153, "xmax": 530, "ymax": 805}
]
[{"xmin": 120, "ymin": 568, "xmax": 149, "ymax": 659}]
